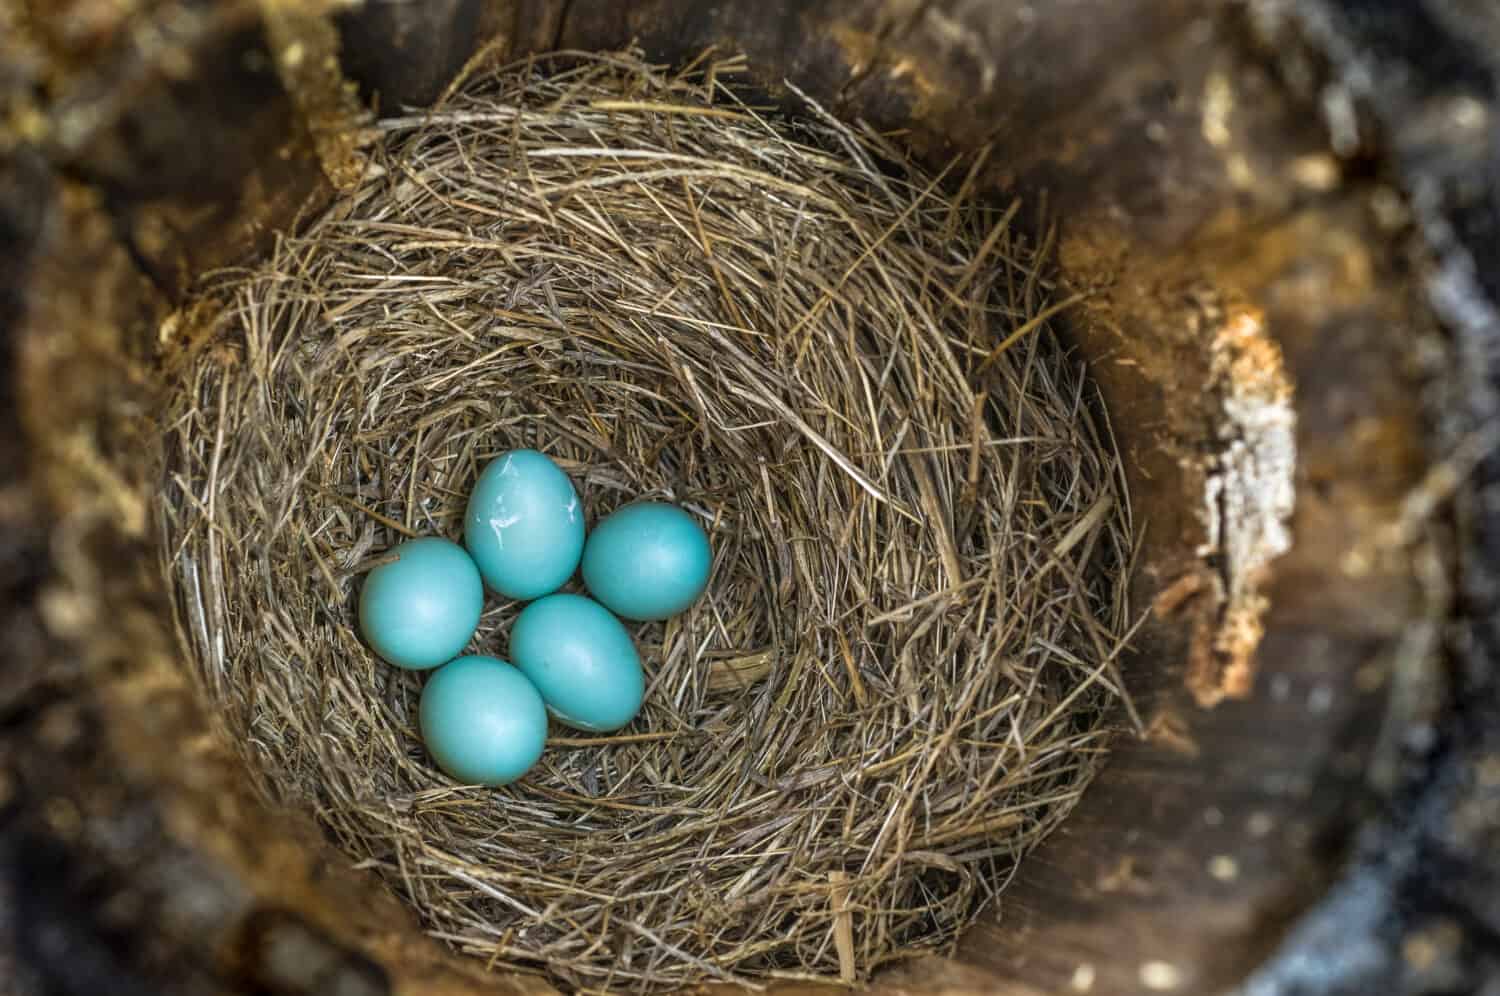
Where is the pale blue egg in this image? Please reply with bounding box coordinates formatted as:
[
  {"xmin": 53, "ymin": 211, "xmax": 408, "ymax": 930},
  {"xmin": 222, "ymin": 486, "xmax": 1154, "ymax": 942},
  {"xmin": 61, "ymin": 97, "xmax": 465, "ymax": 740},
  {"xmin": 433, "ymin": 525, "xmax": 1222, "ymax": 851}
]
[
  {"xmin": 581, "ymin": 502, "xmax": 711, "ymax": 621},
  {"xmin": 464, "ymin": 449, "xmax": 585, "ymax": 600},
  {"xmin": 419, "ymin": 655, "xmax": 547, "ymax": 786},
  {"xmin": 510, "ymin": 593, "xmax": 644, "ymax": 732},
  {"xmin": 358, "ymin": 537, "xmax": 482, "ymax": 670}
]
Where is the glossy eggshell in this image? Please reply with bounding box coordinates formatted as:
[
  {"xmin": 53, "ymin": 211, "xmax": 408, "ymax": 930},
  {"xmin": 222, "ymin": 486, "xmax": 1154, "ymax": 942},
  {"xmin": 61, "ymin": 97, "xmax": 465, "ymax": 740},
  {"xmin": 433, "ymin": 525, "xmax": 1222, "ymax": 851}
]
[
  {"xmin": 464, "ymin": 449, "xmax": 585, "ymax": 600},
  {"xmin": 581, "ymin": 502, "xmax": 711, "ymax": 621},
  {"xmin": 419, "ymin": 656, "xmax": 547, "ymax": 786},
  {"xmin": 509, "ymin": 594, "xmax": 645, "ymax": 732},
  {"xmin": 358, "ymin": 537, "xmax": 483, "ymax": 670}
]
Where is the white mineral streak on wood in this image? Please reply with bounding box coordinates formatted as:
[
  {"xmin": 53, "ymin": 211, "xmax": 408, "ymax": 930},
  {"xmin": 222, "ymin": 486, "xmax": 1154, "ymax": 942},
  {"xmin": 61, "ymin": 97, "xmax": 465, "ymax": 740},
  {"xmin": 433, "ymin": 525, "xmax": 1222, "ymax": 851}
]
[{"xmin": 1192, "ymin": 311, "xmax": 1296, "ymax": 706}]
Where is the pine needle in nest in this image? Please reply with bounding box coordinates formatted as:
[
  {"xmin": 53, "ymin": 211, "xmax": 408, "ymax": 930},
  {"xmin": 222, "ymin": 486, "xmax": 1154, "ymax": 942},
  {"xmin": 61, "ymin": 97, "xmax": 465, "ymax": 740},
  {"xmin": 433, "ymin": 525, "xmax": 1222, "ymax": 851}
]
[{"xmin": 157, "ymin": 49, "xmax": 1137, "ymax": 994}]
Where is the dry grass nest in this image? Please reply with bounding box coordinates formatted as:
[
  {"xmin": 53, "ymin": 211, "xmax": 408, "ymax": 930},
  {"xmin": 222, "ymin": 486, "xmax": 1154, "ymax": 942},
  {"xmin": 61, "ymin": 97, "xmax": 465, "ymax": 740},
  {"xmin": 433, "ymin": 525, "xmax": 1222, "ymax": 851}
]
[{"xmin": 157, "ymin": 49, "xmax": 1139, "ymax": 993}]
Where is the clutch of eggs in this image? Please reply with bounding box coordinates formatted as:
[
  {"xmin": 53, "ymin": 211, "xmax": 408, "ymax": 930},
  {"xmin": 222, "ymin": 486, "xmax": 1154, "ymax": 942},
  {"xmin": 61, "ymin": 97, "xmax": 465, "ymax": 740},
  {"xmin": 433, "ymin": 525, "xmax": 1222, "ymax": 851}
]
[{"xmin": 356, "ymin": 447, "xmax": 715, "ymax": 784}]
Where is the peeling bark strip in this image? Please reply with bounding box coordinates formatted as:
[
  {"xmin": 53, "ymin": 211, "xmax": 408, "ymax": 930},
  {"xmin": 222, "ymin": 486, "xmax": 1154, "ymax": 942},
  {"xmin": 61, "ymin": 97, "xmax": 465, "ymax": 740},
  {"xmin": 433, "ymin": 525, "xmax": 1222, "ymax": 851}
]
[{"xmin": 1189, "ymin": 310, "xmax": 1296, "ymax": 707}]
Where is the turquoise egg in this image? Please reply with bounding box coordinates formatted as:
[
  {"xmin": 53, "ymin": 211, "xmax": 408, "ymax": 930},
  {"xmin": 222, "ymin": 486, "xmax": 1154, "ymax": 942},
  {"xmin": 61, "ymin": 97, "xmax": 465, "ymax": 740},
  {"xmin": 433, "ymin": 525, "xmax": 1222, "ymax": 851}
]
[
  {"xmin": 358, "ymin": 537, "xmax": 483, "ymax": 670},
  {"xmin": 510, "ymin": 594, "xmax": 644, "ymax": 732},
  {"xmin": 581, "ymin": 502, "xmax": 711, "ymax": 621},
  {"xmin": 464, "ymin": 449, "xmax": 585, "ymax": 601},
  {"xmin": 419, "ymin": 656, "xmax": 547, "ymax": 786}
]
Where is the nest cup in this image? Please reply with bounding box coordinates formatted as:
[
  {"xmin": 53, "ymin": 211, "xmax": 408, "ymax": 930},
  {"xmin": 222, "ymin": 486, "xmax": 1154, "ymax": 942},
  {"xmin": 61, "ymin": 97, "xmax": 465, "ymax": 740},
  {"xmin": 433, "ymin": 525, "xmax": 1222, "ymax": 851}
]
[{"xmin": 158, "ymin": 51, "xmax": 1136, "ymax": 992}]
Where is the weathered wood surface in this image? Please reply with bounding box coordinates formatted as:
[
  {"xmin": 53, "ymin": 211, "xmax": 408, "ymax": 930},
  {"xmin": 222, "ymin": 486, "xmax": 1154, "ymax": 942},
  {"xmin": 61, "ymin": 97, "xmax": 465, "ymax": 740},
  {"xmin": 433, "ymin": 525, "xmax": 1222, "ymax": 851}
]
[{"xmin": 0, "ymin": 1, "xmax": 1495, "ymax": 994}]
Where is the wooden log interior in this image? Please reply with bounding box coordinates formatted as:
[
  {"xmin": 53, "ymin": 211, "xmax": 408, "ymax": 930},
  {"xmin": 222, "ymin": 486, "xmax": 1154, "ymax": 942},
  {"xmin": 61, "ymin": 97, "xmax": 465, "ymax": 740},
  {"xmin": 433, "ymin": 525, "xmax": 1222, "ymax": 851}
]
[{"xmin": 2, "ymin": 1, "xmax": 1483, "ymax": 994}]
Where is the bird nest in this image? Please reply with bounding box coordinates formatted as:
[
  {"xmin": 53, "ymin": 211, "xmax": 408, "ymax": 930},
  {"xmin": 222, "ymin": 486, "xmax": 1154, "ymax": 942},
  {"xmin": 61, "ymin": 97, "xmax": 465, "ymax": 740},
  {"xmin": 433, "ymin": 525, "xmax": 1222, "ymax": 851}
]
[{"xmin": 156, "ymin": 50, "xmax": 1137, "ymax": 993}]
